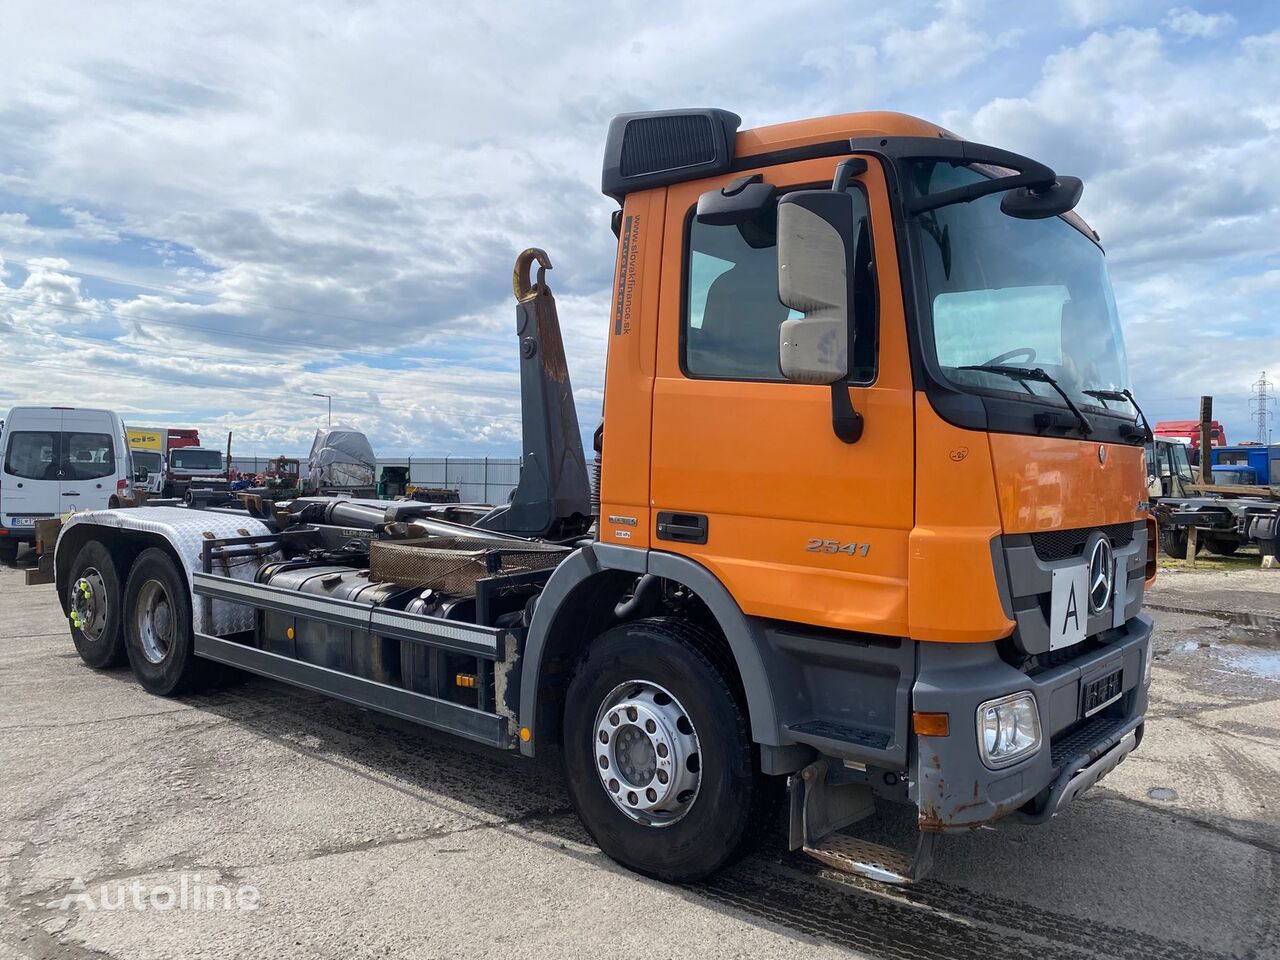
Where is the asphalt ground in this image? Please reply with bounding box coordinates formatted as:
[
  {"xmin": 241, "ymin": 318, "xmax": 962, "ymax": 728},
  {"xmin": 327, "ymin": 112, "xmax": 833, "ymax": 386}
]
[{"xmin": 0, "ymin": 552, "xmax": 1276, "ymax": 959}]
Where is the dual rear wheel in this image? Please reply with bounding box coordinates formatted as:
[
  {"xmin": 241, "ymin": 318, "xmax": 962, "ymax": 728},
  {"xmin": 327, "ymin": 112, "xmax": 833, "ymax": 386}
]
[{"xmin": 66, "ymin": 542, "xmax": 211, "ymax": 695}]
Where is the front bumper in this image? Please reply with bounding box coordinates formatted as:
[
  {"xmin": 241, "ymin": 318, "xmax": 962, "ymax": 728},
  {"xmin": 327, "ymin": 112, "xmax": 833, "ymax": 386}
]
[{"xmin": 912, "ymin": 613, "xmax": 1151, "ymax": 831}]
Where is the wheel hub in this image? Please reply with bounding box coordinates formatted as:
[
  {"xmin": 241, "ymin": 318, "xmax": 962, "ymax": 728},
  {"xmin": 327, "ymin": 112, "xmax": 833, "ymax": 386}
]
[
  {"xmin": 136, "ymin": 579, "xmax": 174, "ymax": 665},
  {"xmin": 594, "ymin": 680, "xmax": 701, "ymax": 827},
  {"xmin": 69, "ymin": 570, "xmax": 108, "ymax": 642}
]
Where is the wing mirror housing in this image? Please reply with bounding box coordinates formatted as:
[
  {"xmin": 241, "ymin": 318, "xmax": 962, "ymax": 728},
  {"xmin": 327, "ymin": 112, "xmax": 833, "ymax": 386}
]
[
  {"xmin": 1000, "ymin": 176, "xmax": 1084, "ymax": 219},
  {"xmin": 776, "ymin": 188, "xmax": 862, "ymax": 443},
  {"xmin": 697, "ymin": 175, "xmax": 778, "ymax": 248}
]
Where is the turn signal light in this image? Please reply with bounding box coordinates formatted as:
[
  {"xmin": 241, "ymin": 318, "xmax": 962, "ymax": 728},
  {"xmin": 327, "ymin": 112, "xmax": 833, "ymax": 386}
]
[
  {"xmin": 912, "ymin": 711, "xmax": 950, "ymax": 737},
  {"xmin": 455, "ymin": 673, "xmax": 477, "ymax": 689}
]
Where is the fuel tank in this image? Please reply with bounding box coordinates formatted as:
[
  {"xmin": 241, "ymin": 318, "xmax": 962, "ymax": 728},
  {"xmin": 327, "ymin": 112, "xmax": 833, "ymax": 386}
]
[{"xmin": 255, "ymin": 561, "xmax": 414, "ymax": 684}]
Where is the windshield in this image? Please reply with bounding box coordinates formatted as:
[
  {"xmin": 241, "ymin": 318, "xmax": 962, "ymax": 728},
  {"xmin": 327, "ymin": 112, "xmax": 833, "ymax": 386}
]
[
  {"xmin": 911, "ymin": 162, "xmax": 1129, "ymax": 413},
  {"xmin": 171, "ymin": 449, "xmax": 222, "ymax": 470},
  {"xmin": 133, "ymin": 450, "xmax": 163, "ymax": 472}
]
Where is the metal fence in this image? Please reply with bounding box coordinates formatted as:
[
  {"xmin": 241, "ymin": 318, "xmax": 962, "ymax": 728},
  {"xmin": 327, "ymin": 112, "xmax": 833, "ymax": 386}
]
[{"xmin": 228, "ymin": 456, "xmax": 522, "ymax": 505}]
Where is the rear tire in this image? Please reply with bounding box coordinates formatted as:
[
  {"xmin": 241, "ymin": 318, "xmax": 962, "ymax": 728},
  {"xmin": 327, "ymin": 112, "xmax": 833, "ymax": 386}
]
[
  {"xmin": 1204, "ymin": 537, "xmax": 1238, "ymax": 556},
  {"xmin": 66, "ymin": 540, "xmax": 127, "ymax": 668},
  {"xmin": 0, "ymin": 539, "xmax": 18, "ymax": 563},
  {"xmin": 123, "ymin": 547, "xmax": 212, "ymax": 696},
  {"xmin": 563, "ymin": 617, "xmax": 780, "ymax": 883},
  {"xmin": 1159, "ymin": 527, "xmax": 1203, "ymax": 559}
]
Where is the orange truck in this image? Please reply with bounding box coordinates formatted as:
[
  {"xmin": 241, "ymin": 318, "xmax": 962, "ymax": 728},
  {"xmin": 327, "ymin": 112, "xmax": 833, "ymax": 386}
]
[{"xmin": 50, "ymin": 108, "xmax": 1155, "ymax": 885}]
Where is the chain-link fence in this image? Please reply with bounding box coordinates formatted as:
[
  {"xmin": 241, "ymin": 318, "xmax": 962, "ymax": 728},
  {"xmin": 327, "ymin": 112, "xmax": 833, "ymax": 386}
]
[{"xmin": 228, "ymin": 456, "xmax": 522, "ymax": 505}]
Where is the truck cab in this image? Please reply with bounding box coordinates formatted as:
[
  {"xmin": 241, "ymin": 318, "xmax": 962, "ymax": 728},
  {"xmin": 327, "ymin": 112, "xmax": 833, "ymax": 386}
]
[{"xmin": 594, "ymin": 109, "xmax": 1153, "ymax": 862}]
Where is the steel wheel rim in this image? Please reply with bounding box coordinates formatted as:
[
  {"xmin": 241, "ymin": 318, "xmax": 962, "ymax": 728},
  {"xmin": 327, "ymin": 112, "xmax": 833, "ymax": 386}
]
[
  {"xmin": 69, "ymin": 569, "xmax": 108, "ymax": 642},
  {"xmin": 135, "ymin": 579, "xmax": 175, "ymax": 664},
  {"xmin": 593, "ymin": 680, "xmax": 701, "ymax": 827}
]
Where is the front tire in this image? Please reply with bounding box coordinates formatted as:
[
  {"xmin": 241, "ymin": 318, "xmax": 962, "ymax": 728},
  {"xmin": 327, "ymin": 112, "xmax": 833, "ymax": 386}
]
[
  {"xmin": 563, "ymin": 617, "xmax": 779, "ymax": 882},
  {"xmin": 66, "ymin": 540, "xmax": 127, "ymax": 668},
  {"xmin": 123, "ymin": 547, "xmax": 211, "ymax": 696}
]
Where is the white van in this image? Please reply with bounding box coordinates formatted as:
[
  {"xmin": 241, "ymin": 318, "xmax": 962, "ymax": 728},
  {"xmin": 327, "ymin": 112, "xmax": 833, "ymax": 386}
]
[{"xmin": 0, "ymin": 407, "xmax": 135, "ymax": 561}]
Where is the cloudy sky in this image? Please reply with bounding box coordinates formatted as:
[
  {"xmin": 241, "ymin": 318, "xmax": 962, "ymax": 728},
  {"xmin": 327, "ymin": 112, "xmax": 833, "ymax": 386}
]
[{"xmin": 1, "ymin": 0, "xmax": 1276, "ymax": 456}]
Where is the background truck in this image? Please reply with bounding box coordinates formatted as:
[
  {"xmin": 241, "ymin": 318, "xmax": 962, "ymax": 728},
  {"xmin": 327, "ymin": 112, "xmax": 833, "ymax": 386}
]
[
  {"xmin": 164, "ymin": 446, "xmax": 227, "ymax": 499},
  {"xmin": 50, "ymin": 108, "xmax": 1154, "ymax": 885}
]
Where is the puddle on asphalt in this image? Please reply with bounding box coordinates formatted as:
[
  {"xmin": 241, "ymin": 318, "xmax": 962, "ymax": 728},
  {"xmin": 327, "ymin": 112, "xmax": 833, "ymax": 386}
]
[{"xmin": 1154, "ymin": 606, "xmax": 1280, "ymax": 681}]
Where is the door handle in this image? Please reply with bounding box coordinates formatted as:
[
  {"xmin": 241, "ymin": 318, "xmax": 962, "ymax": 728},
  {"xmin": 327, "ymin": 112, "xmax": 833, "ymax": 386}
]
[
  {"xmin": 656, "ymin": 512, "xmax": 708, "ymax": 545},
  {"xmin": 62, "ymin": 491, "xmax": 80, "ymax": 497}
]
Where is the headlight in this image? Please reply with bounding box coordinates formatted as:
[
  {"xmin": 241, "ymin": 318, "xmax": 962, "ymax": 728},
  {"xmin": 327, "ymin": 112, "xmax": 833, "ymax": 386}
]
[{"xmin": 977, "ymin": 692, "xmax": 1042, "ymax": 769}]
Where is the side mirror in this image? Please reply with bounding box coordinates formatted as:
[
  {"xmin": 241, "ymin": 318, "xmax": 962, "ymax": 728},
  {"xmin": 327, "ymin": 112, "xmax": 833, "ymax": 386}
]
[
  {"xmin": 777, "ymin": 190, "xmax": 852, "ymax": 385},
  {"xmin": 776, "ymin": 189, "xmax": 862, "ymax": 444}
]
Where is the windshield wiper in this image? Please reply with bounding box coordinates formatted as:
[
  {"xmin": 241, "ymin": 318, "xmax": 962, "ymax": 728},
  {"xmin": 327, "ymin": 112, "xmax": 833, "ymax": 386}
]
[
  {"xmin": 1083, "ymin": 388, "xmax": 1153, "ymax": 442},
  {"xmin": 956, "ymin": 364, "xmax": 1094, "ymax": 436}
]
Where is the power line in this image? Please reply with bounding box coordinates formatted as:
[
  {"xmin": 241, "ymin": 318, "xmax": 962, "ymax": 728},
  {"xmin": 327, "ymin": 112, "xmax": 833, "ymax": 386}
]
[
  {"xmin": 1251, "ymin": 370, "xmax": 1275, "ymax": 444},
  {"xmin": 1, "ymin": 359, "xmax": 524, "ymax": 425},
  {"xmin": 6, "ymin": 319, "xmax": 525, "ymax": 402},
  {"xmin": 0, "ymin": 254, "xmax": 527, "ymax": 347},
  {"xmin": 0, "ymin": 290, "xmax": 517, "ymax": 361}
]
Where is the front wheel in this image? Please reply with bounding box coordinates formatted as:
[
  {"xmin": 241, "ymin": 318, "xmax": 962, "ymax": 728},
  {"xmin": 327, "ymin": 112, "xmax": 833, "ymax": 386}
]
[
  {"xmin": 563, "ymin": 618, "xmax": 779, "ymax": 882},
  {"xmin": 123, "ymin": 548, "xmax": 212, "ymax": 696}
]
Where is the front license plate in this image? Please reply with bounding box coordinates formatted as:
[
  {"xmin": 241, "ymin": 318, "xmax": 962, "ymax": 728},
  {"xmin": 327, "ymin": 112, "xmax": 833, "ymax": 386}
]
[
  {"xmin": 1049, "ymin": 563, "xmax": 1088, "ymax": 650},
  {"xmin": 1082, "ymin": 667, "xmax": 1124, "ymax": 717}
]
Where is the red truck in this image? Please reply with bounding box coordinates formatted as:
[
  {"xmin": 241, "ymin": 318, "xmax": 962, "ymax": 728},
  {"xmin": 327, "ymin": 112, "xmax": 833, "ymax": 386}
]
[{"xmin": 1153, "ymin": 420, "xmax": 1226, "ymax": 455}]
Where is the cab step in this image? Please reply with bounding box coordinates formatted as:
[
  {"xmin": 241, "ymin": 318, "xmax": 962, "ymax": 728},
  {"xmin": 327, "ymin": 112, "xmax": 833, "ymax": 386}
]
[
  {"xmin": 790, "ymin": 758, "xmax": 937, "ymax": 884},
  {"xmin": 802, "ymin": 831, "xmax": 935, "ymax": 885}
]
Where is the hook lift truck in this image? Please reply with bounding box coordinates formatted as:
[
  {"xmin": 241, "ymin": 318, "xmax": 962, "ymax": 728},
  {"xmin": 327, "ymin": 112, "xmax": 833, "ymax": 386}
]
[{"xmin": 51, "ymin": 108, "xmax": 1156, "ymax": 884}]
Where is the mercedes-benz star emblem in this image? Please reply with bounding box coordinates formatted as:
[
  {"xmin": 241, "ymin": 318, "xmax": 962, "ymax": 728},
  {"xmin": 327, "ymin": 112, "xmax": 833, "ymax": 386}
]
[{"xmin": 1088, "ymin": 537, "xmax": 1115, "ymax": 614}]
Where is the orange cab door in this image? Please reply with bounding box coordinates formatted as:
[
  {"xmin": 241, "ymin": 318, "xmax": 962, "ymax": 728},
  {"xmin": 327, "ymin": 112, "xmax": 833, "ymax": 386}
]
[{"xmin": 649, "ymin": 157, "xmax": 914, "ymax": 635}]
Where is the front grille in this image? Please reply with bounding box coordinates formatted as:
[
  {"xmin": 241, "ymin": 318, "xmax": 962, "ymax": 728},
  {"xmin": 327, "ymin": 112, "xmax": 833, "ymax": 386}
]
[
  {"xmin": 1050, "ymin": 716, "xmax": 1126, "ymax": 768},
  {"xmin": 1031, "ymin": 522, "xmax": 1135, "ymax": 562}
]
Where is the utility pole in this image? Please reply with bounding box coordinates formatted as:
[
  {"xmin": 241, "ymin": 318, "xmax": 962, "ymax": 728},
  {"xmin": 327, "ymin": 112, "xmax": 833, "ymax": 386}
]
[
  {"xmin": 1251, "ymin": 371, "xmax": 1275, "ymax": 444},
  {"xmin": 1186, "ymin": 395, "xmax": 1213, "ymax": 566},
  {"xmin": 312, "ymin": 393, "xmax": 332, "ymax": 427}
]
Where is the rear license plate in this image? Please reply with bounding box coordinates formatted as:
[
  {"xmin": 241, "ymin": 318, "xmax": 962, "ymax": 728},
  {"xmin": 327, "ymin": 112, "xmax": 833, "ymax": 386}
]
[
  {"xmin": 8, "ymin": 517, "xmax": 36, "ymax": 527},
  {"xmin": 1082, "ymin": 667, "xmax": 1124, "ymax": 717}
]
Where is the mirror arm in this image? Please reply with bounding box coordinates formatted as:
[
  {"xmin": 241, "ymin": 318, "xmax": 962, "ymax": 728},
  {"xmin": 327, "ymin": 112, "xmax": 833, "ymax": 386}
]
[
  {"xmin": 830, "ymin": 383, "xmax": 863, "ymax": 444},
  {"xmin": 829, "ymin": 159, "xmax": 868, "ymax": 445}
]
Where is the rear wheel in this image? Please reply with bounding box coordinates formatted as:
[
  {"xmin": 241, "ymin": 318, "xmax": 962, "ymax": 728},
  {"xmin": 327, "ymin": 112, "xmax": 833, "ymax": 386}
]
[
  {"xmin": 1159, "ymin": 527, "xmax": 1203, "ymax": 559},
  {"xmin": 563, "ymin": 617, "xmax": 780, "ymax": 882},
  {"xmin": 1204, "ymin": 537, "xmax": 1238, "ymax": 556},
  {"xmin": 123, "ymin": 548, "xmax": 212, "ymax": 696},
  {"xmin": 0, "ymin": 539, "xmax": 18, "ymax": 563},
  {"xmin": 66, "ymin": 540, "xmax": 127, "ymax": 668}
]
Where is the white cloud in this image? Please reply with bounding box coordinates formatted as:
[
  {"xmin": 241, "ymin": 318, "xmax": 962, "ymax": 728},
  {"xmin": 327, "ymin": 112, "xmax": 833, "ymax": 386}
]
[
  {"xmin": 1164, "ymin": 7, "xmax": 1236, "ymax": 39},
  {"xmin": 0, "ymin": 1, "xmax": 1275, "ymax": 447}
]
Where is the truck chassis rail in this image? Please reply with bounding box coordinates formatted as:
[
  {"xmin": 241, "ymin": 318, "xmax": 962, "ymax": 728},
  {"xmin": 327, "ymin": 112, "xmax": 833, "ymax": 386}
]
[{"xmin": 191, "ymin": 533, "xmax": 531, "ymax": 750}]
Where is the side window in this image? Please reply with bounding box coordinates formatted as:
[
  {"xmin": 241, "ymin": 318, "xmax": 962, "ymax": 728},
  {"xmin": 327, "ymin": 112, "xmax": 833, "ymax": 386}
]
[
  {"xmin": 4, "ymin": 431, "xmax": 59, "ymax": 480},
  {"xmin": 683, "ymin": 186, "xmax": 876, "ymax": 382},
  {"xmin": 64, "ymin": 433, "xmax": 115, "ymax": 480}
]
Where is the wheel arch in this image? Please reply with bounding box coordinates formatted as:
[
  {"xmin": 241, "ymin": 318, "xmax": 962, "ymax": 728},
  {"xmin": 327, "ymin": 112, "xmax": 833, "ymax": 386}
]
[
  {"xmin": 55, "ymin": 523, "xmax": 186, "ymax": 615},
  {"xmin": 518, "ymin": 544, "xmax": 780, "ymax": 757}
]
